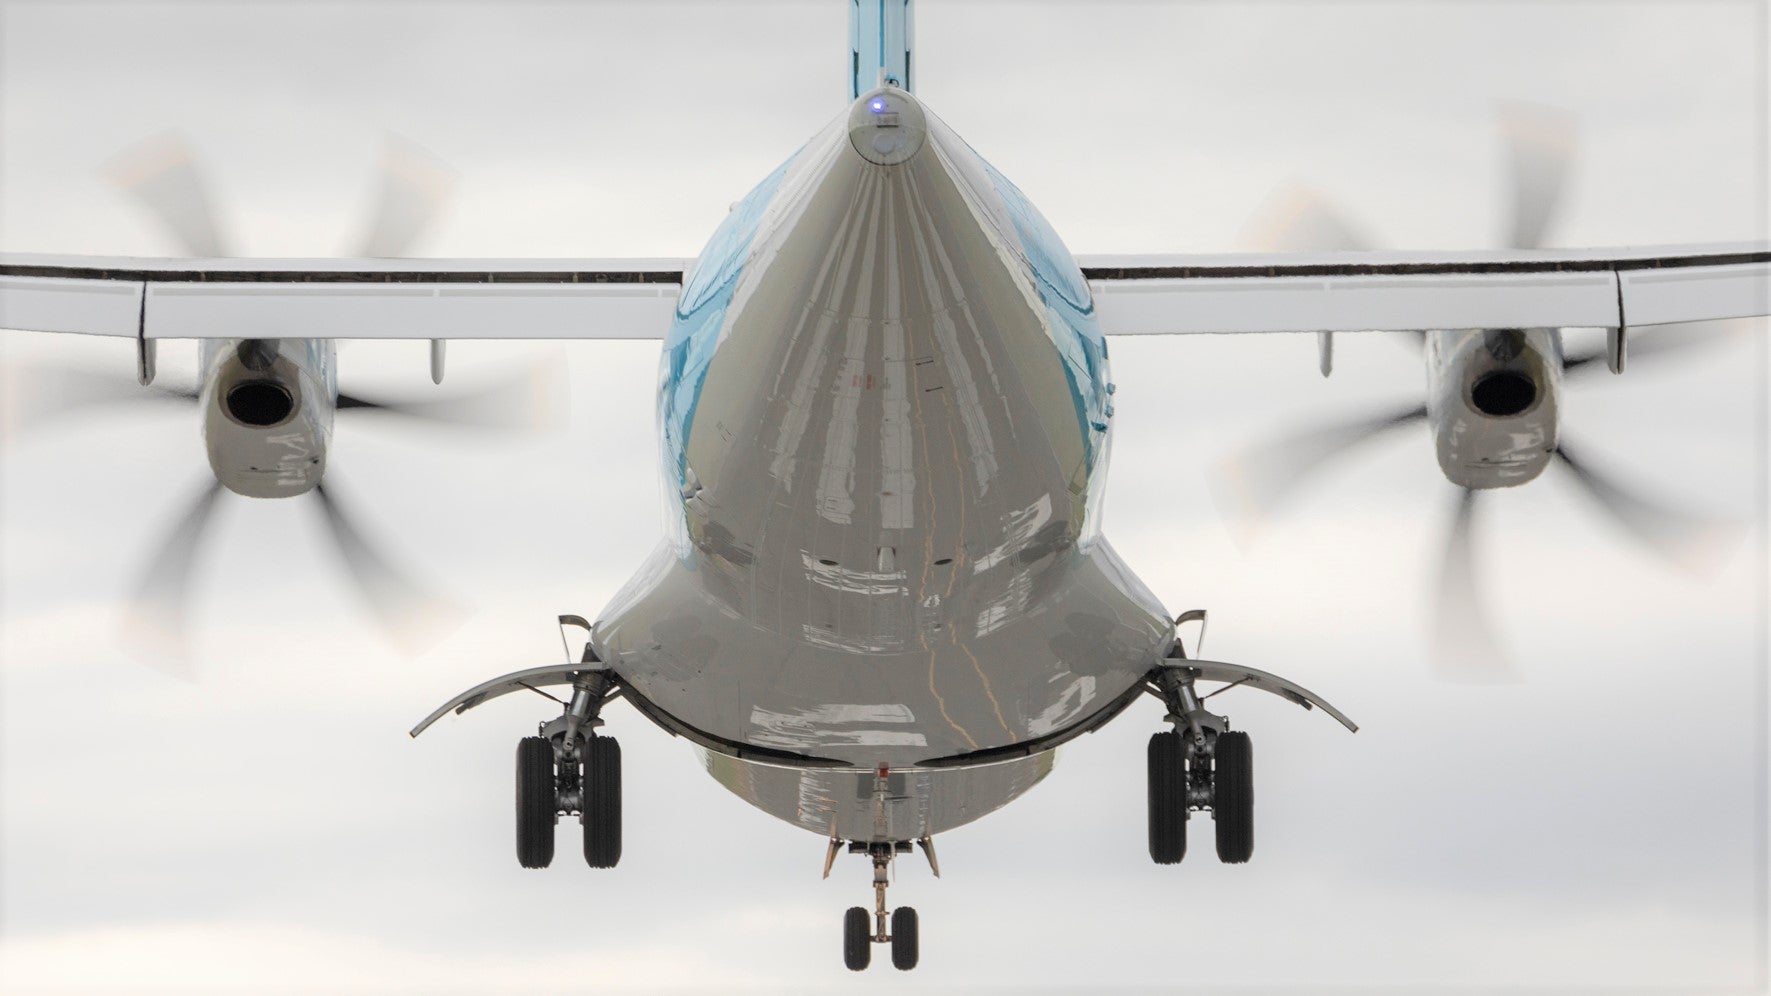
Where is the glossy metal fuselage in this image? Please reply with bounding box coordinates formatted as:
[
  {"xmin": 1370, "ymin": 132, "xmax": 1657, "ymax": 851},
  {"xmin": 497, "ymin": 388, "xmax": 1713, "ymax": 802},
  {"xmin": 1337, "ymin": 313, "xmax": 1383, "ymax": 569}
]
[{"xmin": 592, "ymin": 90, "xmax": 1174, "ymax": 841}]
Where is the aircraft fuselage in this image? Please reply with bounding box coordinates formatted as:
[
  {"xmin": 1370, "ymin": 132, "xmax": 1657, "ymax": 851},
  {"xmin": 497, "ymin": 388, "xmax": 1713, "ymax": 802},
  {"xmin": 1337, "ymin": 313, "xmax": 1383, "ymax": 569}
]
[{"xmin": 591, "ymin": 88, "xmax": 1174, "ymax": 840}]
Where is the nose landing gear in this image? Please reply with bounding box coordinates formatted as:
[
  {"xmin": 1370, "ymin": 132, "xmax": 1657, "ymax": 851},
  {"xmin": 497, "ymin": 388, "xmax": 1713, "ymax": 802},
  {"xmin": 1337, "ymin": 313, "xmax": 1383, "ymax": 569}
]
[{"xmin": 828, "ymin": 837, "xmax": 933, "ymax": 971}]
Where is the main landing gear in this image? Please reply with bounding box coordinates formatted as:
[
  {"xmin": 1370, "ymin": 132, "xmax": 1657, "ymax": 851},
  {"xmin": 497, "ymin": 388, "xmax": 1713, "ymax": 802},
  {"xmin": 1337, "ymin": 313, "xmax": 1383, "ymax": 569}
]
[
  {"xmin": 826, "ymin": 833, "xmax": 937, "ymax": 971},
  {"xmin": 513, "ymin": 668, "xmax": 623, "ymax": 870},
  {"xmin": 410, "ymin": 616, "xmax": 629, "ymax": 872},
  {"xmin": 1145, "ymin": 610, "xmax": 1358, "ymax": 867},
  {"xmin": 1147, "ymin": 670, "xmax": 1253, "ymax": 864}
]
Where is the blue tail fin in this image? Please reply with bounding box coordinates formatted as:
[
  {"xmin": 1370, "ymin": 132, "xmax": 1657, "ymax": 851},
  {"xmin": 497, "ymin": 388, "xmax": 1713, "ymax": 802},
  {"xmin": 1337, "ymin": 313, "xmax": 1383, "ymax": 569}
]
[{"xmin": 849, "ymin": 0, "xmax": 913, "ymax": 98}]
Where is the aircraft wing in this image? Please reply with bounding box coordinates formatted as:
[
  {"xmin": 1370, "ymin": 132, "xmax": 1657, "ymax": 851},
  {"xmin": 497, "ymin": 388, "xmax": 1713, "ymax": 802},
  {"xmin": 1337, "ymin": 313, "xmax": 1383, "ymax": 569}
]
[
  {"xmin": 0, "ymin": 255, "xmax": 688, "ymax": 340},
  {"xmin": 2, "ymin": 243, "xmax": 1766, "ymax": 341},
  {"xmin": 1082, "ymin": 242, "xmax": 1769, "ymax": 334}
]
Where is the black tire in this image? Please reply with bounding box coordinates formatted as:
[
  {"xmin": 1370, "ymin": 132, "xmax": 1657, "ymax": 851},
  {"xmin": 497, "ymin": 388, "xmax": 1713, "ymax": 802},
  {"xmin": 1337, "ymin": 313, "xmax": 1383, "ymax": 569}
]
[
  {"xmin": 582, "ymin": 736, "xmax": 623, "ymax": 869},
  {"xmin": 843, "ymin": 906, "xmax": 872, "ymax": 971},
  {"xmin": 1147, "ymin": 730, "xmax": 1188, "ymax": 864},
  {"xmin": 891, "ymin": 906, "xmax": 919, "ymax": 970},
  {"xmin": 1213, "ymin": 730, "xmax": 1254, "ymax": 863},
  {"xmin": 516, "ymin": 736, "xmax": 556, "ymax": 869}
]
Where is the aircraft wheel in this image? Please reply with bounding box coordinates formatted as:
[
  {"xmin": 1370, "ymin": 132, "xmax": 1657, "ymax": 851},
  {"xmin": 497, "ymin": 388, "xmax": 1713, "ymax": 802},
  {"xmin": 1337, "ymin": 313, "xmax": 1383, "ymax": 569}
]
[
  {"xmin": 581, "ymin": 735, "xmax": 622, "ymax": 869},
  {"xmin": 515, "ymin": 736, "xmax": 556, "ymax": 869},
  {"xmin": 843, "ymin": 906, "xmax": 872, "ymax": 971},
  {"xmin": 890, "ymin": 906, "xmax": 919, "ymax": 970},
  {"xmin": 1213, "ymin": 730, "xmax": 1254, "ymax": 863},
  {"xmin": 1147, "ymin": 730, "xmax": 1188, "ymax": 864}
]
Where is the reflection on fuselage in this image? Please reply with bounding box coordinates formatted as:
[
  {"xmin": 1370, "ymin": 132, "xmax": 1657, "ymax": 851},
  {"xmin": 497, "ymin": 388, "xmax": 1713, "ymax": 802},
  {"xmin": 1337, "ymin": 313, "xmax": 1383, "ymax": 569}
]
[{"xmin": 593, "ymin": 89, "xmax": 1173, "ymax": 841}]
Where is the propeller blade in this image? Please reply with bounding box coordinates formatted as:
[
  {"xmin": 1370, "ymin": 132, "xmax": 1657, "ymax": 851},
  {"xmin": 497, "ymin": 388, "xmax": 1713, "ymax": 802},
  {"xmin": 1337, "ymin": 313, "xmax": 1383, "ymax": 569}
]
[
  {"xmin": 104, "ymin": 132, "xmax": 231, "ymax": 257},
  {"xmin": 1238, "ymin": 181, "xmax": 1375, "ymax": 252},
  {"xmin": 1497, "ymin": 101, "xmax": 1577, "ymax": 251},
  {"xmin": 1431, "ymin": 487, "xmax": 1517, "ymax": 682},
  {"xmin": 122, "ymin": 479, "xmax": 227, "ymax": 677},
  {"xmin": 311, "ymin": 482, "xmax": 459, "ymax": 652},
  {"xmin": 1563, "ymin": 319, "xmax": 1750, "ymax": 376},
  {"xmin": 0, "ymin": 361, "xmax": 196, "ymax": 441},
  {"xmin": 1212, "ymin": 403, "xmax": 1427, "ymax": 541},
  {"xmin": 1552, "ymin": 441, "xmax": 1740, "ymax": 574},
  {"xmin": 336, "ymin": 358, "xmax": 568, "ymax": 434},
  {"xmin": 354, "ymin": 134, "xmax": 457, "ymax": 258}
]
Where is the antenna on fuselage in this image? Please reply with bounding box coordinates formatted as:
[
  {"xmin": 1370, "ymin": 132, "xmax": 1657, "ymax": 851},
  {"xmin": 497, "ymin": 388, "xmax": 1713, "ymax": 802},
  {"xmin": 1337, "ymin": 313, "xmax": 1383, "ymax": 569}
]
[{"xmin": 849, "ymin": 0, "xmax": 914, "ymax": 99}]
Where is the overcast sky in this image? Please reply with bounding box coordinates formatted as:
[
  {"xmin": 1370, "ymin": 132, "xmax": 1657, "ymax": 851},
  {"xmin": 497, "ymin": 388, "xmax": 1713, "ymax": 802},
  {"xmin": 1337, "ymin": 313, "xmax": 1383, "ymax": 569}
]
[{"xmin": 1, "ymin": 2, "xmax": 1766, "ymax": 993}]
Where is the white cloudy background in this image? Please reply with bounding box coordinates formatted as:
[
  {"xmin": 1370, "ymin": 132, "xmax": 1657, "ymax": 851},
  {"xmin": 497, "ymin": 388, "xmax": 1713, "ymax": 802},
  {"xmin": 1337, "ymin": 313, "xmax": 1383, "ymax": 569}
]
[{"xmin": 1, "ymin": 2, "xmax": 1766, "ymax": 993}]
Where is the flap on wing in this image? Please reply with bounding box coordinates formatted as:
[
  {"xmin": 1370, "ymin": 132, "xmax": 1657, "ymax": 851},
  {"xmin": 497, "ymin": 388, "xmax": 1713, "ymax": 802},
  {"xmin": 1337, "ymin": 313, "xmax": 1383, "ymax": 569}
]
[
  {"xmin": 1090, "ymin": 269, "xmax": 1621, "ymax": 335},
  {"xmin": 140, "ymin": 280, "xmax": 679, "ymax": 340},
  {"xmin": 0, "ymin": 275, "xmax": 142, "ymax": 337},
  {"xmin": 1620, "ymin": 262, "xmax": 1770, "ymax": 327}
]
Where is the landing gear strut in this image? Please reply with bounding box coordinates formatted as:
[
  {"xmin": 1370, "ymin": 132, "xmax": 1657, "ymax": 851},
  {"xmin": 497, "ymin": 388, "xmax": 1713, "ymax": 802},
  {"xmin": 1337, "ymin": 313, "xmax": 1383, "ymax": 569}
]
[
  {"xmin": 511, "ymin": 665, "xmax": 623, "ymax": 870},
  {"xmin": 1144, "ymin": 611, "xmax": 1358, "ymax": 866},
  {"xmin": 1148, "ymin": 666, "xmax": 1253, "ymax": 863},
  {"xmin": 829, "ymin": 837, "xmax": 932, "ymax": 971}
]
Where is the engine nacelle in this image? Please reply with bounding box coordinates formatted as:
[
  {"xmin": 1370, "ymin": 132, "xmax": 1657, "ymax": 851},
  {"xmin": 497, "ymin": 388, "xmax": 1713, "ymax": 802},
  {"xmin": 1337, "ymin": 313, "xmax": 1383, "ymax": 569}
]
[
  {"xmin": 200, "ymin": 338, "xmax": 334, "ymax": 498},
  {"xmin": 1425, "ymin": 328, "xmax": 1561, "ymax": 489}
]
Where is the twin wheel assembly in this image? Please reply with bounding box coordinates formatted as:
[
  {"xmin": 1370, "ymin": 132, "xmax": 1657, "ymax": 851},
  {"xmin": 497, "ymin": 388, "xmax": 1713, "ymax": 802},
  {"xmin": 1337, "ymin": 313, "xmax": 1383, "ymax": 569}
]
[
  {"xmin": 833, "ymin": 840, "xmax": 927, "ymax": 972},
  {"xmin": 1147, "ymin": 727, "xmax": 1254, "ymax": 864},
  {"xmin": 515, "ymin": 732, "xmax": 622, "ymax": 869},
  {"xmin": 1145, "ymin": 657, "xmax": 1261, "ymax": 865},
  {"xmin": 510, "ymin": 666, "xmax": 623, "ymax": 870}
]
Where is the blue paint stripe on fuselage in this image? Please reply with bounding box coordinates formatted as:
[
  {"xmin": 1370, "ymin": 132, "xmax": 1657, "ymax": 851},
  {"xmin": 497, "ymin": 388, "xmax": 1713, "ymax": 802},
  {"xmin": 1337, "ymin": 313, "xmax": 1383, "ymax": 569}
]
[
  {"xmin": 659, "ymin": 158, "xmax": 794, "ymax": 489},
  {"xmin": 974, "ymin": 158, "xmax": 1113, "ymax": 478}
]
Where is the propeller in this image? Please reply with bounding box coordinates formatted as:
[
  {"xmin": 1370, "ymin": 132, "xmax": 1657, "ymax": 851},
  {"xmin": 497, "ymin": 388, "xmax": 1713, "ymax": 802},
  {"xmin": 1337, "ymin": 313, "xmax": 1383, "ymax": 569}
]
[
  {"xmin": 16, "ymin": 135, "xmax": 521, "ymax": 673},
  {"xmin": 123, "ymin": 475, "xmax": 459, "ymax": 674},
  {"xmin": 1431, "ymin": 488, "xmax": 1515, "ymax": 682},
  {"xmin": 103, "ymin": 132, "xmax": 231, "ymax": 257},
  {"xmin": 354, "ymin": 134, "xmax": 458, "ymax": 258},
  {"xmin": 1496, "ymin": 101, "xmax": 1577, "ymax": 252},
  {"xmin": 336, "ymin": 360, "xmax": 568, "ymax": 434},
  {"xmin": 1212, "ymin": 404, "xmax": 1426, "ymax": 542},
  {"xmin": 1221, "ymin": 103, "xmax": 1743, "ymax": 681},
  {"xmin": 107, "ymin": 130, "xmax": 455, "ymax": 259},
  {"xmin": 0, "ymin": 363, "xmax": 197, "ymax": 441},
  {"xmin": 122, "ymin": 478, "xmax": 226, "ymax": 677},
  {"xmin": 310, "ymin": 481, "xmax": 461, "ymax": 652},
  {"xmin": 1237, "ymin": 180, "xmax": 1375, "ymax": 253},
  {"xmin": 1550, "ymin": 441, "xmax": 1741, "ymax": 574}
]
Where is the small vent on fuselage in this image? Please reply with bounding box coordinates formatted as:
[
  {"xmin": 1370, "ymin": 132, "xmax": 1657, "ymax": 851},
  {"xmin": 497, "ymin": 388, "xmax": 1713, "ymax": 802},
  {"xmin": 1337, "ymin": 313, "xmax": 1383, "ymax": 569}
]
[
  {"xmin": 1470, "ymin": 371, "xmax": 1536, "ymax": 417},
  {"xmin": 226, "ymin": 381, "xmax": 295, "ymax": 426}
]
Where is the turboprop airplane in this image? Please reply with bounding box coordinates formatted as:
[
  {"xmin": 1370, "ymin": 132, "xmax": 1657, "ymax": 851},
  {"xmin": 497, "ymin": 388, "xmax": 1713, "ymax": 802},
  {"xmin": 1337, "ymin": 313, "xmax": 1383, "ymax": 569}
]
[{"xmin": 1, "ymin": 0, "xmax": 1767, "ymax": 973}]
